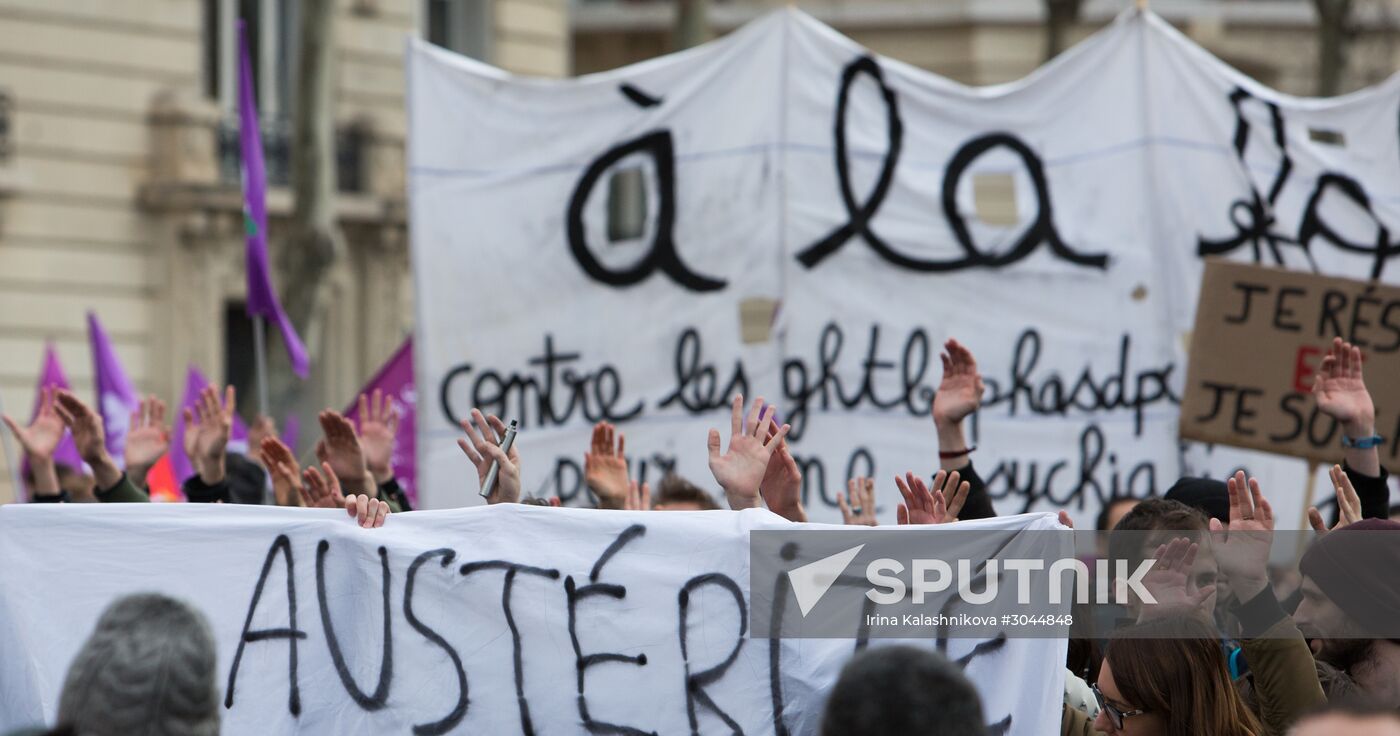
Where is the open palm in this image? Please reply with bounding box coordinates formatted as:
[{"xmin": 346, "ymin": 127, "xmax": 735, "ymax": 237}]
[
  {"xmin": 1208, "ymin": 471, "xmax": 1274, "ymax": 603},
  {"xmin": 584, "ymin": 421, "xmax": 629, "ymax": 508},
  {"xmin": 895, "ymin": 469, "xmax": 969, "ymax": 525},
  {"xmin": 3, "ymin": 387, "xmax": 65, "ymax": 459},
  {"xmin": 1313, "ymin": 337, "xmax": 1373, "ymax": 428},
  {"xmin": 357, "ymin": 390, "xmax": 399, "ymax": 481},
  {"xmin": 760, "ymin": 423, "xmax": 805, "ymax": 521},
  {"xmin": 708, "ymin": 395, "xmax": 789, "ymax": 509},
  {"xmin": 932, "ymin": 339, "xmax": 985, "ymax": 425},
  {"xmin": 124, "ymin": 397, "xmax": 169, "ymax": 468},
  {"xmin": 1137, "ymin": 538, "xmax": 1216, "ymax": 622}
]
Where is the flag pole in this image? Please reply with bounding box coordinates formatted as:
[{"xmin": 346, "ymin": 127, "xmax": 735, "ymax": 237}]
[{"xmin": 253, "ymin": 314, "xmax": 270, "ymax": 417}]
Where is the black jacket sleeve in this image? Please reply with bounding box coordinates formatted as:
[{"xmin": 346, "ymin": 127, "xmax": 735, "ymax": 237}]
[
  {"xmin": 1332, "ymin": 464, "xmax": 1392, "ymax": 525},
  {"xmin": 182, "ymin": 475, "xmax": 231, "ymax": 504},
  {"xmin": 378, "ymin": 477, "xmax": 411, "ymax": 513},
  {"xmin": 956, "ymin": 461, "xmax": 997, "ymax": 520},
  {"xmin": 96, "ymin": 473, "xmax": 149, "ymax": 503}
]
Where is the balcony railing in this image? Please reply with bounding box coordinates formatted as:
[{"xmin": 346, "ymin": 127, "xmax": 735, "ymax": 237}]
[{"xmin": 216, "ymin": 117, "xmax": 368, "ymax": 193}]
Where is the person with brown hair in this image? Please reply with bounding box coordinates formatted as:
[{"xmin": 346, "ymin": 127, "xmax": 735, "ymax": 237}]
[
  {"xmin": 1106, "ymin": 498, "xmax": 1220, "ymax": 624},
  {"xmin": 650, "ymin": 474, "xmax": 721, "ymax": 511},
  {"xmin": 1063, "ymin": 616, "xmax": 1265, "ymax": 736}
]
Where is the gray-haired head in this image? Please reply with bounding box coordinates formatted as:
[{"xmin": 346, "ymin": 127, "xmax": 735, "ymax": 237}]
[{"xmin": 57, "ymin": 593, "xmax": 219, "ymax": 736}]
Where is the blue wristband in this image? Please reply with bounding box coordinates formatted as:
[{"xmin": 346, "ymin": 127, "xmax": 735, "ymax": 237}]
[{"xmin": 1341, "ymin": 434, "xmax": 1385, "ymax": 449}]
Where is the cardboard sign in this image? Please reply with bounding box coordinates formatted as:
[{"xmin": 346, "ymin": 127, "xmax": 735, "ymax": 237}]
[{"xmin": 1180, "ymin": 260, "xmax": 1400, "ymax": 471}]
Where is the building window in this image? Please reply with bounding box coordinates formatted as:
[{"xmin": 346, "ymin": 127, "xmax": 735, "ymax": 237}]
[
  {"xmin": 337, "ymin": 124, "xmax": 369, "ymax": 194},
  {"xmin": 223, "ymin": 301, "xmax": 257, "ymax": 426},
  {"xmin": 607, "ymin": 168, "xmax": 648, "ymax": 242},
  {"xmin": 424, "ymin": 0, "xmax": 493, "ymax": 61},
  {"xmin": 206, "ymin": 0, "xmax": 367, "ymax": 193},
  {"xmin": 203, "ymin": 0, "xmax": 298, "ymax": 120},
  {"xmin": 0, "ymin": 90, "xmax": 11, "ymax": 163}
]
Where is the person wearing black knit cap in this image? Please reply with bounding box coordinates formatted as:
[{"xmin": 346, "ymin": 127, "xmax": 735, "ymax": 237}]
[{"xmin": 1294, "ymin": 518, "xmax": 1400, "ymax": 708}]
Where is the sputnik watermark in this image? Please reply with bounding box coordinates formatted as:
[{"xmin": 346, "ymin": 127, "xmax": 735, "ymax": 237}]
[{"xmin": 788, "ymin": 545, "xmax": 1156, "ymax": 616}]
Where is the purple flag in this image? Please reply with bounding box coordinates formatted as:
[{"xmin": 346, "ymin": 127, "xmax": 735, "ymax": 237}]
[
  {"xmin": 87, "ymin": 312, "xmax": 140, "ymax": 467},
  {"xmin": 28, "ymin": 344, "xmax": 84, "ymax": 472},
  {"xmin": 170, "ymin": 366, "xmax": 249, "ymax": 484},
  {"xmin": 238, "ymin": 19, "xmax": 309, "ymax": 379},
  {"xmin": 343, "ymin": 338, "xmax": 416, "ymax": 505},
  {"xmin": 281, "ymin": 413, "xmax": 300, "ymax": 456}
]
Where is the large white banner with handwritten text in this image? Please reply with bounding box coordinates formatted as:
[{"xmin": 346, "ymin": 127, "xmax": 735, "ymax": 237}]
[
  {"xmin": 409, "ymin": 9, "xmax": 1400, "ymax": 523},
  {"xmin": 0, "ymin": 505, "xmax": 1066, "ymax": 735}
]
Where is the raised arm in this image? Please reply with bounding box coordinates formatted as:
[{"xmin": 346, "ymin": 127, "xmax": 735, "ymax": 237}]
[
  {"xmin": 1210, "ymin": 472, "xmax": 1325, "ymax": 734},
  {"xmin": 894, "ymin": 469, "xmax": 970, "ymax": 525},
  {"xmin": 260, "ymin": 436, "xmax": 305, "ymax": 507},
  {"xmin": 1312, "ymin": 337, "xmax": 1389, "ymax": 521},
  {"xmin": 124, "ymin": 396, "xmax": 169, "ymax": 491},
  {"xmin": 357, "ymin": 389, "xmax": 400, "ymax": 487},
  {"xmin": 584, "ymin": 421, "xmax": 629, "ymax": 510},
  {"xmin": 317, "ymin": 410, "xmax": 371, "ymax": 497},
  {"xmin": 932, "ymin": 339, "xmax": 995, "ymax": 519},
  {"xmin": 3, "ymin": 386, "xmax": 65, "ymax": 499},
  {"xmin": 456, "ymin": 408, "xmax": 521, "ymax": 505},
  {"xmin": 760, "ymin": 419, "xmax": 806, "ymax": 522},
  {"xmin": 707, "ymin": 395, "xmax": 790, "ymax": 511},
  {"xmin": 54, "ymin": 389, "xmax": 146, "ymax": 502}
]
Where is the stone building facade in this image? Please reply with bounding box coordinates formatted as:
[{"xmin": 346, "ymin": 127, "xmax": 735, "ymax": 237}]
[
  {"xmin": 573, "ymin": 0, "xmax": 1400, "ymax": 96},
  {"xmin": 0, "ymin": 0, "xmax": 567, "ymax": 502}
]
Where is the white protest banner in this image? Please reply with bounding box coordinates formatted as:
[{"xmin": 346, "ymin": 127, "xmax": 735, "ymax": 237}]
[
  {"xmin": 409, "ymin": 8, "xmax": 1400, "ymax": 526},
  {"xmin": 0, "ymin": 505, "xmax": 1065, "ymax": 735}
]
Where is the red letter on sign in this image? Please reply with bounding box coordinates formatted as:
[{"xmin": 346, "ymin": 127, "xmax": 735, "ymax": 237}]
[{"xmin": 1294, "ymin": 346, "xmax": 1321, "ymax": 393}]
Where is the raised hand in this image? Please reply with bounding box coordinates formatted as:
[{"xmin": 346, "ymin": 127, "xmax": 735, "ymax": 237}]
[
  {"xmin": 357, "ymin": 389, "xmax": 399, "ymax": 484},
  {"xmin": 52, "ymin": 389, "xmax": 121, "ymax": 490},
  {"xmin": 1312, "ymin": 337, "xmax": 1381, "ymax": 478},
  {"xmin": 707, "ymin": 395, "xmax": 790, "ymax": 510},
  {"xmin": 625, "ymin": 479, "xmax": 651, "ymax": 511},
  {"xmin": 3, "ymin": 386, "xmax": 66, "ymax": 497},
  {"xmin": 1313, "ymin": 337, "xmax": 1375, "ymax": 433},
  {"xmin": 3, "ymin": 386, "xmax": 66, "ymax": 461},
  {"xmin": 317, "ymin": 410, "xmax": 369, "ymax": 495},
  {"xmin": 345, "ymin": 493, "xmax": 391, "ymax": 529},
  {"xmin": 123, "ymin": 396, "xmax": 170, "ymax": 490},
  {"xmin": 1309, "ymin": 464, "xmax": 1362, "ymax": 535},
  {"xmin": 53, "ymin": 390, "xmax": 106, "ymax": 466},
  {"xmin": 584, "ymin": 421, "xmax": 629, "ymax": 509},
  {"xmin": 184, "ymin": 385, "xmax": 234, "ymax": 485},
  {"xmin": 932, "ymin": 338, "xmax": 986, "ymax": 427},
  {"xmin": 124, "ymin": 396, "xmax": 169, "ymax": 469},
  {"xmin": 456, "ymin": 408, "xmax": 520, "ymax": 504},
  {"xmin": 1136, "ymin": 537, "xmax": 1217, "ymax": 623},
  {"xmin": 245, "ymin": 415, "xmax": 277, "ymax": 467},
  {"xmin": 760, "ymin": 420, "xmax": 806, "ymax": 522},
  {"xmin": 300, "ymin": 461, "xmax": 345, "ymax": 509},
  {"xmin": 838, "ymin": 476, "xmax": 877, "ymax": 526},
  {"xmin": 895, "ymin": 469, "xmax": 969, "ymax": 525},
  {"xmin": 260, "ymin": 436, "xmax": 304, "ymax": 507},
  {"xmin": 181, "ymin": 404, "xmax": 199, "ymax": 471},
  {"xmin": 1208, "ymin": 471, "xmax": 1274, "ymax": 603}
]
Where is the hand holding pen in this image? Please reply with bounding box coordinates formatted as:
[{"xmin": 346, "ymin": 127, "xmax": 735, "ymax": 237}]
[{"xmin": 456, "ymin": 409, "xmax": 522, "ymax": 504}]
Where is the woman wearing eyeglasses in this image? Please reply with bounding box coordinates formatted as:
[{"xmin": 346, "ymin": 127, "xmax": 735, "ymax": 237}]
[{"xmin": 1061, "ymin": 616, "xmax": 1265, "ymax": 736}]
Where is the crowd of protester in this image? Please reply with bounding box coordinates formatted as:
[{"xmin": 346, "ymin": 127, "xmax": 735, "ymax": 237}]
[{"xmin": 3, "ymin": 336, "xmax": 1399, "ymax": 736}]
